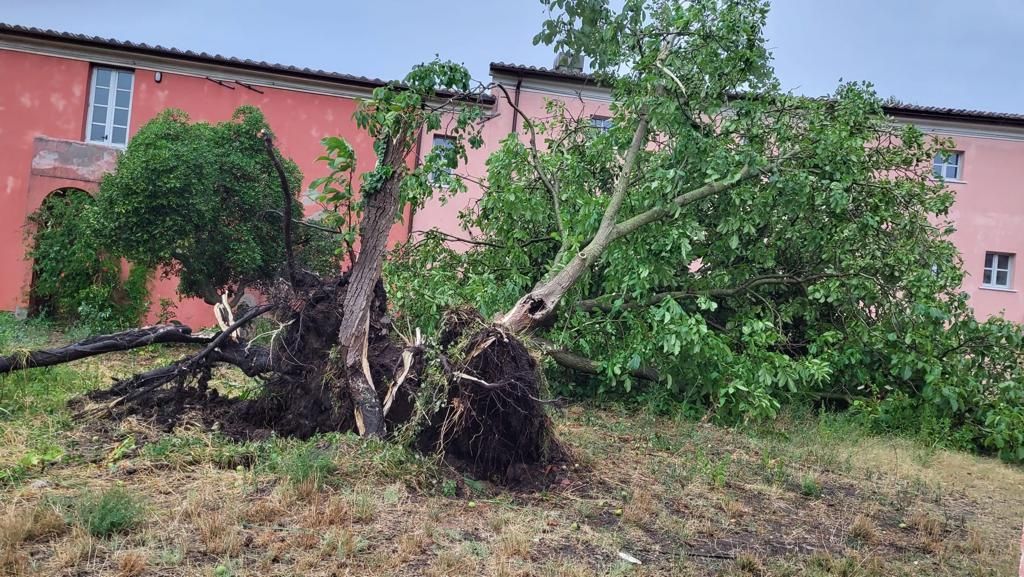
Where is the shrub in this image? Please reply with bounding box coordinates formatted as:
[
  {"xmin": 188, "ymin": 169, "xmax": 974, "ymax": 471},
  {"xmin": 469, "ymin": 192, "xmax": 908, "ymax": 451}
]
[
  {"xmin": 91, "ymin": 106, "xmax": 334, "ymax": 304},
  {"xmin": 27, "ymin": 189, "xmax": 149, "ymax": 330}
]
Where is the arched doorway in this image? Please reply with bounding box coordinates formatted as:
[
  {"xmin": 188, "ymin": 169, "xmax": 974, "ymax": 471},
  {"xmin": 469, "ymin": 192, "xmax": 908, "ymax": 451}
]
[{"xmin": 26, "ymin": 187, "xmax": 95, "ymax": 318}]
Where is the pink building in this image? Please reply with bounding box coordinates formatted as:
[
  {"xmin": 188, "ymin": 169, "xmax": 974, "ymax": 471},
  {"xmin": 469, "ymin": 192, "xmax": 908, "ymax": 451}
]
[
  {"xmin": 0, "ymin": 24, "xmax": 480, "ymax": 326},
  {"xmin": 0, "ymin": 24, "xmax": 1021, "ymax": 325},
  {"xmin": 419, "ymin": 62, "xmax": 1024, "ymax": 323}
]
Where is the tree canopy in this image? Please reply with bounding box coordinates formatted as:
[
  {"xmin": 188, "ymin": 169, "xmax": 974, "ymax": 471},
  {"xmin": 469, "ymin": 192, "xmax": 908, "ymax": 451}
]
[
  {"xmin": 388, "ymin": 0, "xmax": 1024, "ymax": 460},
  {"xmin": 92, "ymin": 106, "xmax": 309, "ymax": 304}
]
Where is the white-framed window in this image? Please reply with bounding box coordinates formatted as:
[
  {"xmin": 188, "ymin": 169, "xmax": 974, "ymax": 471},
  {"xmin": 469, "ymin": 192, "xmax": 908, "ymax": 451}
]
[
  {"xmin": 86, "ymin": 67, "xmax": 134, "ymax": 147},
  {"xmin": 932, "ymin": 151, "xmax": 962, "ymax": 180},
  {"xmin": 982, "ymin": 252, "xmax": 1014, "ymax": 289},
  {"xmin": 590, "ymin": 115, "xmax": 612, "ymax": 132},
  {"xmin": 432, "ymin": 134, "xmax": 455, "ymax": 150},
  {"xmin": 429, "ymin": 134, "xmax": 456, "ymax": 185}
]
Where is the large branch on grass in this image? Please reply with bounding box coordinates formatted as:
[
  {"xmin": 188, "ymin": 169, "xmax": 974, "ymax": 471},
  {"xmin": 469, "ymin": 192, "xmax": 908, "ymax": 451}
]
[
  {"xmin": 99, "ymin": 303, "xmax": 277, "ymax": 409},
  {"xmin": 0, "ymin": 325, "xmax": 212, "ymax": 374},
  {"xmin": 207, "ymin": 345, "xmax": 274, "ymax": 377}
]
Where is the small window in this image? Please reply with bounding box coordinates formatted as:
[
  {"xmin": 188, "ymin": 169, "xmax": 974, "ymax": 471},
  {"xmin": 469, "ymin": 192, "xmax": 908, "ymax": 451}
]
[
  {"xmin": 86, "ymin": 67, "xmax": 134, "ymax": 147},
  {"xmin": 590, "ymin": 116, "xmax": 612, "ymax": 132},
  {"xmin": 932, "ymin": 152, "xmax": 962, "ymax": 180},
  {"xmin": 429, "ymin": 134, "xmax": 456, "ymax": 184},
  {"xmin": 982, "ymin": 252, "xmax": 1014, "ymax": 289},
  {"xmin": 432, "ymin": 134, "xmax": 455, "ymax": 151}
]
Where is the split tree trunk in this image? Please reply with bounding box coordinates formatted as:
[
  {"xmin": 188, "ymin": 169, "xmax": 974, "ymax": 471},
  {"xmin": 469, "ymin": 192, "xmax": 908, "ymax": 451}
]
[{"xmin": 335, "ymin": 137, "xmax": 412, "ymax": 438}]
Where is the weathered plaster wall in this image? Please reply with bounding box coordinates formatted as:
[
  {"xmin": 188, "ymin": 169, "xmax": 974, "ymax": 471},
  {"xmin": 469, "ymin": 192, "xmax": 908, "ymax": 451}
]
[{"xmin": 0, "ymin": 48, "xmax": 409, "ymax": 327}]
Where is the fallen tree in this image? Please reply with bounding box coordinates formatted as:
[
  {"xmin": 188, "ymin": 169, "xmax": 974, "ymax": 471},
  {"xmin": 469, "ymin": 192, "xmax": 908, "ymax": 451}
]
[
  {"xmin": 0, "ymin": 325, "xmax": 210, "ymax": 373},
  {"xmin": 4, "ymin": 0, "xmax": 1023, "ymax": 471},
  {"xmin": 3, "ymin": 59, "xmax": 565, "ymax": 481},
  {"xmin": 386, "ymin": 0, "xmax": 1024, "ymax": 460}
]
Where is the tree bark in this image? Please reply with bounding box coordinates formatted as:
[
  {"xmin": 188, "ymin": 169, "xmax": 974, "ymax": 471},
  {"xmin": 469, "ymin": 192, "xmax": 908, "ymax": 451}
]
[
  {"xmin": 261, "ymin": 131, "xmax": 298, "ymax": 287},
  {"xmin": 335, "ymin": 136, "xmax": 411, "ymax": 438},
  {"xmin": 499, "ymin": 114, "xmax": 651, "ymax": 332},
  {"xmin": 0, "ymin": 325, "xmax": 211, "ymax": 374}
]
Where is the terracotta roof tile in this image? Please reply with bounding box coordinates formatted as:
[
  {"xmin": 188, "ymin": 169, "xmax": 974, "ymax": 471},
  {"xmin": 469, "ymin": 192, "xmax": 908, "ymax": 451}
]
[
  {"xmin": 0, "ymin": 22, "xmax": 494, "ymax": 104},
  {"xmin": 490, "ymin": 62, "xmax": 1024, "ymax": 127}
]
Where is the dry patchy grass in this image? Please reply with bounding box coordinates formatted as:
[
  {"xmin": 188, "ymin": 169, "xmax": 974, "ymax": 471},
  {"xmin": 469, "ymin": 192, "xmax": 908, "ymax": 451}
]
[{"xmin": 0, "ymin": 348, "xmax": 1022, "ymax": 576}]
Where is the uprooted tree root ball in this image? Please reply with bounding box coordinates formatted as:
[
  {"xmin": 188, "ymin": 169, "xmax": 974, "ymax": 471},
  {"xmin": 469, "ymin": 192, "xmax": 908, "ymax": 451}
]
[
  {"xmin": 419, "ymin": 309, "xmax": 564, "ymax": 480},
  {"xmin": 63, "ymin": 279, "xmax": 560, "ymax": 484}
]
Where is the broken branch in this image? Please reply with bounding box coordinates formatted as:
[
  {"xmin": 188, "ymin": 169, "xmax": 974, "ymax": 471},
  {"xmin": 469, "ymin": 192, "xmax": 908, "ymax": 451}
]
[{"xmin": 0, "ymin": 325, "xmax": 211, "ymax": 374}]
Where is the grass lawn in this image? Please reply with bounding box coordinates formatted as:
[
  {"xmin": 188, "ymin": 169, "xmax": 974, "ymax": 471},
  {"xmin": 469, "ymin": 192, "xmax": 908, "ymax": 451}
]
[{"xmin": 0, "ymin": 320, "xmax": 1021, "ymax": 576}]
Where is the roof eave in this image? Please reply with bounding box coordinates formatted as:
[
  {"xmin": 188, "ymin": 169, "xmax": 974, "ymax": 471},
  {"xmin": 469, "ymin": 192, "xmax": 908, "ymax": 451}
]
[
  {"xmin": 0, "ymin": 23, "xmax": 494, "ymax": 105},
  {"xmin": 884, "ymin": 106, "xmax": 1024, "ymax": 129}
]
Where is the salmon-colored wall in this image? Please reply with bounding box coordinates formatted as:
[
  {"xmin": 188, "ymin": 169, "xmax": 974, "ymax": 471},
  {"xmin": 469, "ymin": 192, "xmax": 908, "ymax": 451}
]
[
  {"xmin": 414, "ymin": 78, "xmax": 1024, "ymax": 324},
  {"xmin": 941, "ymin": 132, "xmax": 1024, "ymax": 322},
  {"xmin": 0, "ymin": 48, "xmax": 410, "ymax": 328},
  {"xmin": 0, "ymin": 51, "xmax": 90, "ymax": 314},
  {"xmin": 414, "ymin": 80, "xmax": 610, "ymax": 243}
]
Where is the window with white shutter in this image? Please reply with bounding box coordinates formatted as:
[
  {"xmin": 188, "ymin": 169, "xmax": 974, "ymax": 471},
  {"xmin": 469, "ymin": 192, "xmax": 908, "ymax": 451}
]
[{"xmin": 86, "ymin": 67, "xmax": 134, "ymax": 147}]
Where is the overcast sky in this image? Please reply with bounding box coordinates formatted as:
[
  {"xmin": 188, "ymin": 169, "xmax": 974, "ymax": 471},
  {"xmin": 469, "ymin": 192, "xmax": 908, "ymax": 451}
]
[{"xmin": 2, "ymin": 0, "xmax": 1021, "ymax": 113}]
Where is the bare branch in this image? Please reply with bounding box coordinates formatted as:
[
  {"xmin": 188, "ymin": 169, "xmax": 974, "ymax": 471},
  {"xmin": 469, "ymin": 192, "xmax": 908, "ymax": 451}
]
[
  {"xmin": 535, "ymin": 339, "xmax": 661, "ymax": 382},
  {"xmin": 0, "ymin": 325, "xmax": 211, "ymax": 374},
  {"xmin": 260, "ymin": 130, "xmax": 298, "ymax": 287},
  {"xmin": 260, "ymin": 209, "xmax": 344, "ymax": 235},
  {"xmin": 107, "ymin": 303, "xmax": 277, "ymax": 407},
  {"xmin": 411, "ymin": 229, "xmax": 560, "ymax": 250}
]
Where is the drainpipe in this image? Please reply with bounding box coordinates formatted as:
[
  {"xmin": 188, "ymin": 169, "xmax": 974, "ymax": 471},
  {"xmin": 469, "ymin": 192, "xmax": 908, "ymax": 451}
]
[{"xmin": 510, "ymin": 76, "xmax": 523, "ymax": 134}]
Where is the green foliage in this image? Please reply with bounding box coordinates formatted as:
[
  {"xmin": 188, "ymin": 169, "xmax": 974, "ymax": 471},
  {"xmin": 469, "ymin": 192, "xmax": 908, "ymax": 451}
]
[
  {"xmin": 387, "ymin": 0, "xmax": 1024, "ymax": 462},
  {"xmin": 28, "ymin": 189, "xmax": 150, "ymax": 330},
  {"xmin": 310, "ymin": 60, "xmax": 484, "ymax": 248},
  {"xmin": 66, "ymin": 486, "xmax": 146, "ymax": 537},
  {"xmin": 92, "ymin": 106, "xmax": 325, "ymax": 303},
  {"xmin": 27, "ymin": 106, "xmax": 338, "ymax": 322}
]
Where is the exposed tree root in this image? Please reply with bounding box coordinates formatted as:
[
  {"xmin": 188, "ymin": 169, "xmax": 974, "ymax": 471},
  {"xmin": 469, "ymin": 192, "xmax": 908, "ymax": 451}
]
[
  {"xmin": 28, "ymin": 277, "xmax": 558, "ymax": 484},
  {"xmin": 419, "ymin": 309, "xmax": 563, "ymax": 481},
  {"xmin": 4, "ymin": 298, "xmax": 562, "ymax": 485}
]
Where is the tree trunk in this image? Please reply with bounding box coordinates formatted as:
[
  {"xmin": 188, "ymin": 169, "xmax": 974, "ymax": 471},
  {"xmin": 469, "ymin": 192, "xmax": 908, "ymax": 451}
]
[
  {"xmin": 498, "ymin": 114, "xmax": 651, "ymax": 333},
  {"xmin": 335, "ymin": 138, "xmax": 410, "ymax": 437}
]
